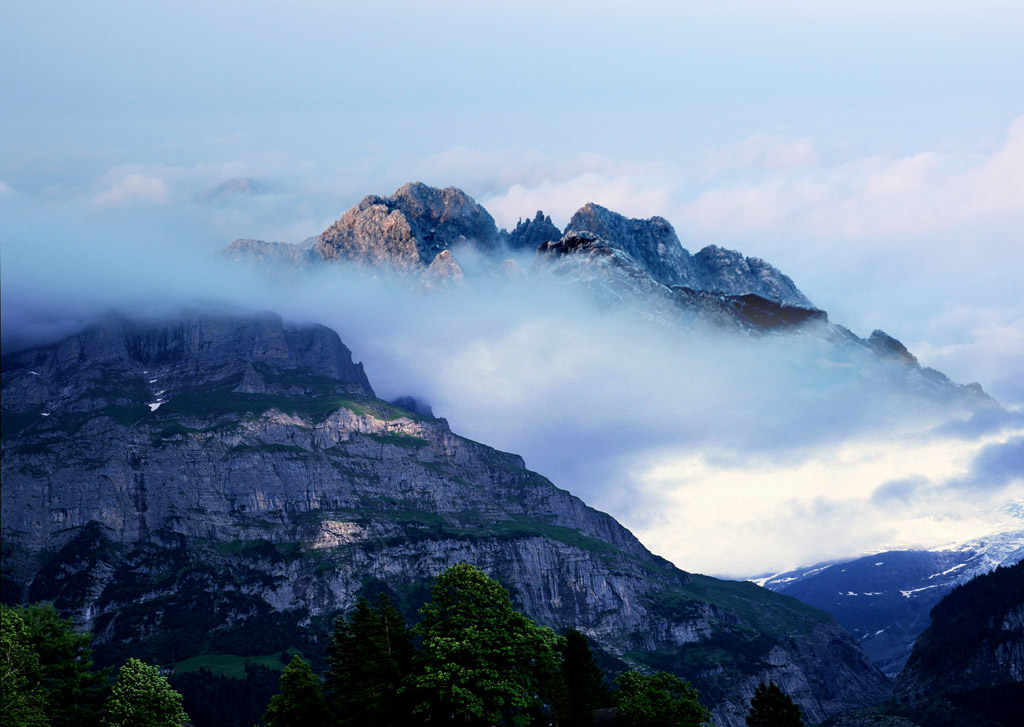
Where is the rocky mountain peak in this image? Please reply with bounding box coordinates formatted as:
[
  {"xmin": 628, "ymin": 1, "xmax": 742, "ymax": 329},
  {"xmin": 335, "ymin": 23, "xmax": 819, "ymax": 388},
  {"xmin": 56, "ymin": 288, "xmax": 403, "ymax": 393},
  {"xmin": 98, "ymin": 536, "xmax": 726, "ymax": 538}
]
[
  {"xmin": 507, "ymin": 210, "xmax": 562, "ymax": 251},
  {"xmin": 867, "ymin": 330, "xmax": 918, "ymax": 365},
  {"xmin": 690, "ymin": 245, "xmax": 813, "ymax": 308},
  {"xmin": 1, "ymin": 311, "xmax": 375, "ymax": 417},
  {"xmin": 313, "ymin": 183, "xmax": 498, "ymax": 271},
  {"xmin": 565, "ymin": 203, "xmax": 695, "ymax": 288},
  {"xmin": 420, "ymin": 249, "xmax": 465, "ymax": 291}
]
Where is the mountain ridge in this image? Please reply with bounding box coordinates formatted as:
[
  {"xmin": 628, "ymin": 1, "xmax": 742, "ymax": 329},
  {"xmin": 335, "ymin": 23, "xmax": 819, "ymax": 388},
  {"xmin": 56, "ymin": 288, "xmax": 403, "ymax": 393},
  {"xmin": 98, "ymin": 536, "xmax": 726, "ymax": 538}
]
[
  {"xmin": 751, "ymin": 530, "xmax": 1024, "ymax": 677},
  {"xmin": 1, "ymin": 311, "xmax": 891, "ymax": 727}
]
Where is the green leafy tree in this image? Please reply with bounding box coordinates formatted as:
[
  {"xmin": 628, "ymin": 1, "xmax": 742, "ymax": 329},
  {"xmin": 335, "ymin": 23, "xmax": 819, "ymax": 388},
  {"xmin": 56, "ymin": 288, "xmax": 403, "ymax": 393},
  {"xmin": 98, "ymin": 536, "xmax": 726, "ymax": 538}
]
[
  {"xmin": 104, "ymin": 658, "xmax": 188, "ymax": 727},
  {"xmin": 414, "ymin": 563, "xmax": 561, "ymax": 727},
  {"xmin": 20, "ymin": 604, "xmax": 107, "ymax": 727},
  {"xmin": 556, "ymin": 629, "xmax": 612, "ymax": 727},
  {"xmin": 325, "ymin": 593, "xmax": 415, "ymax": 727},
  {"xmin": 615, "ymin": 671, "xmax": 709, "ymax": 727},
  {"xmin": 745, "ymin": 681, "xmax": 802, "ymax": 727},
  {"xmin": 263, "ymin": 655, "xmax": 329, "ymax": 727},
  {"xmin": 1, "ymin": 606, "xmax": 48, "ymax": 727}
]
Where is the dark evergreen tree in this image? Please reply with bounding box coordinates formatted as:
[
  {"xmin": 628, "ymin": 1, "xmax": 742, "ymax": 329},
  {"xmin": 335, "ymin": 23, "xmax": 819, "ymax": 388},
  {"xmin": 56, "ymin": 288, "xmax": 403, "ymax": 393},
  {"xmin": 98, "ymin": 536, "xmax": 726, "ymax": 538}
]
[
  {"xmin": 556, "ymin": 629, "xmax": 612, "ymax": 727},
  {"xmin": 19, "ymin": 603, "xmax": 108, "ymax": 727},
  {"xmin": 745, "ymin": 681, "xmax": 802, "ymax": 727},
  {"xmin": 170, "ymin": 664, "xmax": 281, "ymax": 727},
  {"xmin": 1, "ymin": 603, "xmax": 108, "ymax": 727},
  {"xmin": 325, "ymin": 593, "xmax": 415, "ymax": 727},
  {"xmin": 615, "ymin": 671, "xmax": 709, "ymax": 727},
  {"xmin": 263, "ymin": 655, "xmax": 329, "ymax": 727}
]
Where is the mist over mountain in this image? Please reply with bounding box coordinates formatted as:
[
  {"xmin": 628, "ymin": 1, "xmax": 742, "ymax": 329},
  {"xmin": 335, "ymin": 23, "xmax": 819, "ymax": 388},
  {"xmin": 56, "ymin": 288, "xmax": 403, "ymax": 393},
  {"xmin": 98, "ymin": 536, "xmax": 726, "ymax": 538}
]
[
  {"xmin": 0, "ymin": 310, "xmax": 892, "ymax": 727},
  {"xmin": 3, "ymin": 182, "xmax": 1020, "ymax": 578}
]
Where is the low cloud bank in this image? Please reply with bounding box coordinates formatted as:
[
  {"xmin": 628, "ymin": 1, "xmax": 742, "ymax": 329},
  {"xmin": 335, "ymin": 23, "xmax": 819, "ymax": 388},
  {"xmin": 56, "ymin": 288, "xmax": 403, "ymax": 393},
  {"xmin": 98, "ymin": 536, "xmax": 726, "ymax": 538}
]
[{"xmin": 3, "ymin": 228, "xmax": 1020, "ymax": 575}]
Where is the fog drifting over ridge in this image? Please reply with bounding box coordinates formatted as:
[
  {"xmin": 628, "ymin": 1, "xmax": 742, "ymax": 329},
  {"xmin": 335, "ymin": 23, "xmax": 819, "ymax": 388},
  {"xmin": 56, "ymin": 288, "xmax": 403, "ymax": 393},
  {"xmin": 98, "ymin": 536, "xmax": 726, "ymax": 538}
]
[
  {"xmin": 2, "ymin": 0, "xmax": 1022, "ymax": 573},
  {"xmin": 2, "ymin": 229, "xmax": 1021, "ymax": 576}
]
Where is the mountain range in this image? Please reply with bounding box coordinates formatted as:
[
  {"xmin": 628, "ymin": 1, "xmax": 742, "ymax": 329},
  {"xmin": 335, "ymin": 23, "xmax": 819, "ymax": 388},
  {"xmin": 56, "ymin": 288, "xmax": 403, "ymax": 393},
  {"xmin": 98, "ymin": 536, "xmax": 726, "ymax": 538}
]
[
  {"xmin": 3, "ymin": 181, "xmax": 1019, "ymax": 726},
  {"xmin": 753, "ymin": 530, "xmax": 1024, "ymax": 677},
  {"xmin": 1, "ymin": 312, "xmax": 889, "ymax": 727}
]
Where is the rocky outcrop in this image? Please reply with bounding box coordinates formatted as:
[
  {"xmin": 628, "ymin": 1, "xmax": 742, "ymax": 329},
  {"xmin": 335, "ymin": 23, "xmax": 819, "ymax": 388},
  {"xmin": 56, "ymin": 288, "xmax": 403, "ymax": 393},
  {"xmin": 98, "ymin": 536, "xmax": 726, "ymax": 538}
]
[
  {"xmin": 419, "ymin": 249, "xmax": 465, "ymax": 291},
  {"xmin": 537, "ymin": 232, "xmax": 827, "ymax": 334},
  {"xmin": 1, "ymin": 313, "xmax": 890, "ymax": 727},
  {"xmin": 561, "ymin": 204, "xmax": 812, "ymax": 307},
  {"xmin": 507, "ymin": 210, "xmax": 563, "ymax": 252},
  {"xmin": 313, "ymin": 182, "xmax": 499, "ymax": 271},
  {"xmin": 895, "ymin": 562, "xmax": 1024, "ymax": 702},
  {"xmin": 690, "ymin": 245, "xmax": 813, "ymax": 308},
  {"xmin": 867, "ymin": 330, "xmax": 919, "ymax": 365},
  {"xmin": 565, "ymin": 203, "xmax": 697, "ymax": 288}
]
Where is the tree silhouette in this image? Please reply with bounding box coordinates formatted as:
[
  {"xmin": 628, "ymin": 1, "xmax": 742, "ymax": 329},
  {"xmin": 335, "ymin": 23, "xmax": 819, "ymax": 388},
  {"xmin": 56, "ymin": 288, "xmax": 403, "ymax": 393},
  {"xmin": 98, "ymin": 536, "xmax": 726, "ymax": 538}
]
[
  {"xmin": 263, "ymin": 655, "xmax": 329, "ymax": 727},
  {"xmin": 557, "ymin": 629, "xmax": 612, "ymax": 727},
  {"xmin": 745, "ymin": 681, "xmax": 802, "ymax": 727},
  {"xmin": 325, "ymin": 593, "xmax": 415, "ymax": 727}
]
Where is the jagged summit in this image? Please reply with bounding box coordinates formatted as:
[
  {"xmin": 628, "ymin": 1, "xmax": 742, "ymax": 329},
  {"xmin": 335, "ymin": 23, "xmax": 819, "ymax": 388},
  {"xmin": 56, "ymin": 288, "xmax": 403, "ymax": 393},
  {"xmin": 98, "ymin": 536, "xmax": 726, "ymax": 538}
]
[
  {"xmin": 867, "ymin": 330, "xmax": 919, "ymax": 364},
  {"xmin": 224, "ymin": 182, "xmax": 815, "ymax": 310},
  {"xmin": 565, "ymin": 202, "xmax": 696, "ymax": 288},
  {"xmin": 313, "ymin": 182, "xmax": 499, "ymax": 271},
  {"xmin": 690, "ymin": 244, "xmax": 812, "ymax": 308},
  {"xmin": 507, "ymin": 210, "xmax": 563, "ymax": 251}
]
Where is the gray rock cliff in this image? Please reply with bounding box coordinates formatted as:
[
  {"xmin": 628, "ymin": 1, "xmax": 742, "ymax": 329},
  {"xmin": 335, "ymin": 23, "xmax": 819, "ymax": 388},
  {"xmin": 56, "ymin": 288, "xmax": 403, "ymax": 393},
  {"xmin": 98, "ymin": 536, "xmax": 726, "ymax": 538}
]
[{"xmin": 564, "ymin": 203, "xmax": 697, "ymax": 289}]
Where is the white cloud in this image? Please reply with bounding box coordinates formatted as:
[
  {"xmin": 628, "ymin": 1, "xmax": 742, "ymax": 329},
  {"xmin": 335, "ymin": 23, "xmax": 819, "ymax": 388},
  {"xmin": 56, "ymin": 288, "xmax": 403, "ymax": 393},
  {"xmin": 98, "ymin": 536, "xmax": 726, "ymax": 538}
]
[
  {"xmin": 0, "ymin": 181, "xmax": 14, "ymax": 196},
  {"xmin": 626, "ymin": 428, "xmax": 1024, "ymax": 576},
  {"xmin": 701, "ymin": 134, "xmax": 819, "ymax": 174},
  {"xmin": 680, "ymin": 116, "xmax": 1024, "ymax": 239},
  {"xmin": 92, "ymin": 173, "xmax": 170, "ymax": 207}
]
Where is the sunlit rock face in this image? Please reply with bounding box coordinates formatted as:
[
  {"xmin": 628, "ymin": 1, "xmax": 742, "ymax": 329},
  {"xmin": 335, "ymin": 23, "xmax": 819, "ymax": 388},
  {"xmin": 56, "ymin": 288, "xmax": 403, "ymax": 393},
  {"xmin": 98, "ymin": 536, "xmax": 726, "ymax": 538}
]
[
  {"xmin": 1, "ymin": 312, "xmax": 890, "ymax": 727},
  {"xmin": 314, "ymin": 182, "xmax": 499, "ymax": 271}
]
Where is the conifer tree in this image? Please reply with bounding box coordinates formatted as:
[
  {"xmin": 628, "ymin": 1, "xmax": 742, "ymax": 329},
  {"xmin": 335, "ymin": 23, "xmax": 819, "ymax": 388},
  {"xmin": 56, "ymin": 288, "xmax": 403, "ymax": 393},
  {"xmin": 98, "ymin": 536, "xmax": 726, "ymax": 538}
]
[
  {"xmin": 20, "ymin": 603, "xmax": 108, "ymax": 727},
  {"xmin": 263, "ymin": 655, "xmax": 329, "ymax": 727},
  {"xmin": 557, "ymin": 629, "xmax": 612, "ymax": 727},
  {"xmin": 745, "ymin": 681, "xmax": 803, "ymax": 727},
  {"xmin": 325, "ymin": 593, "xmax": 415, "ymax": 727}
]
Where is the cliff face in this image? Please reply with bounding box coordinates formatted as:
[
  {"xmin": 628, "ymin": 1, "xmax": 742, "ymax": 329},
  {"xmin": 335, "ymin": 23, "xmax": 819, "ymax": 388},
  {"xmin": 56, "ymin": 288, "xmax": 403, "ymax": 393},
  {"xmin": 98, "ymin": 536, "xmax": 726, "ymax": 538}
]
[
  {"xmin": 313, "ymin": 182, "xmax": 499, "ymax": 271},
  {"xmin": 1, "ymin": 313, "xmax": 890, "ymax": 727},
  {"xmin": 563, "ymin": 203, "xmax": 697, "ymax": 289},
  {"xmin": 895, "ymin": 562, "xmax": 1024, "ymax": 701}
]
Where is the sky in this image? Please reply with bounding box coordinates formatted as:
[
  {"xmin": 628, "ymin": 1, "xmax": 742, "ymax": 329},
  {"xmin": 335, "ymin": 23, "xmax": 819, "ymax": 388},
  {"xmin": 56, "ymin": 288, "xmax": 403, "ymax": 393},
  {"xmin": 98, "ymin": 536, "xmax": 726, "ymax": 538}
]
[{"xmin": 2, "ymin": 0, "xmax": 1023, "ymax": 575}]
